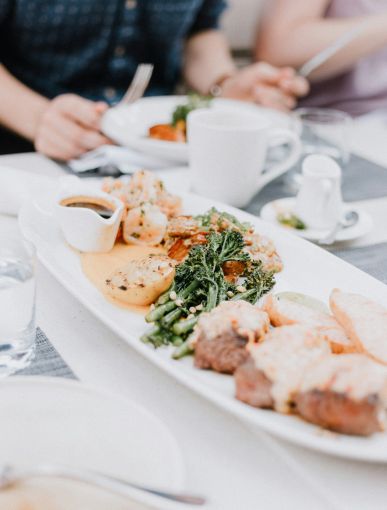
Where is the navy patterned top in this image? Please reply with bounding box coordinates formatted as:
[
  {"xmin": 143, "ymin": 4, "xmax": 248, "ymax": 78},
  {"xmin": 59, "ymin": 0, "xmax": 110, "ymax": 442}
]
[{"xmin": 0, "ymin": 0, "xmax": 226, "ymax": 103}]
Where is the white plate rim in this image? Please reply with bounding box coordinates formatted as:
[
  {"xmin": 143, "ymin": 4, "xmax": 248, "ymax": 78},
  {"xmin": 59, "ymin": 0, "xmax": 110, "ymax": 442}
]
[{"xmin": 18, "ymin": 194, "xmax": 387, "ymax": 464}]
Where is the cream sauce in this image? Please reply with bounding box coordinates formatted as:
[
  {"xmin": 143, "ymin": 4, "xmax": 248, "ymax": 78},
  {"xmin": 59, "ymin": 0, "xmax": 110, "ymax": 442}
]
[
  {"xmin": 80, "ymin": 242, "xmax": 166, "ymax": 315},
  {"xmin": 250, "ymin": 325, "xmax": 330, "ymax": 413}
]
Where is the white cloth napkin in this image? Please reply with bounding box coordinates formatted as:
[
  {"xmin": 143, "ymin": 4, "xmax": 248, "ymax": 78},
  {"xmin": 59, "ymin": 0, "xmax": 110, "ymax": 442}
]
[
  {"xmin": 68, "ymin": 145, "xmax": 175, "ymax": 173},
  {"xmin": 0, "ymin": 165, "xmax": 56, "ymax": 216}
]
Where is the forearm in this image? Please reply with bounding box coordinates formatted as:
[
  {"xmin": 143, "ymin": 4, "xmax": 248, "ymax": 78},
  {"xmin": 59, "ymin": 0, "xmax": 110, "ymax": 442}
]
[
  {"xmin": 183, "ymin": 30, "xmax": 236, "ymax": 94},
  {"xmin": 258, "ymin": 13, "xmax": 387, "ymax": 81},
  {"xmin": 0, "ymin": 64, "xmax": 49, "ymax": 141}
]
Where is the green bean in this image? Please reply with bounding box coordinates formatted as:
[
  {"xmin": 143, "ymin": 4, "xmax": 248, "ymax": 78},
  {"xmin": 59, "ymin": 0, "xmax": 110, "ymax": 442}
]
[
  {"xmin": 180, "ymin": 280, "xmax": 199, "ymax": 298},
  {"xmin": 173, "ymin": 316, "xmax": 197, "ymax": 336},
  {"xmin": 145, "ymin": 300, "xmax": 176, "ymax": 323},
  {"xmin": 162, "ymin": 308, "xmax": 183, "ymax": 327},
  {"xmin": 156, "ymin": 288, "xmax": 172, "ymax": 305},
  {"xmin": 172, "ymin": 335, "xmax": 184, "ymax": 346},
  {"xmin": 172, "ymin": 338, "xmax": 194, "ymax": 359},
  {"xmin": 231, "ymin": 289, "xmax": 256, "ymax": 302}
]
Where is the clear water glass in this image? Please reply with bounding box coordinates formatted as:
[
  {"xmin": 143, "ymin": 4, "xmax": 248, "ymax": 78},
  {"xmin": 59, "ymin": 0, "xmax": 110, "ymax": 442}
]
[
  {"xmin": 287, "ymin": 107, "xmax": 352, "ymax": 191},
  {"xmin": 0, "ymin": 234, "xmax": 36, "ymax": 375}
]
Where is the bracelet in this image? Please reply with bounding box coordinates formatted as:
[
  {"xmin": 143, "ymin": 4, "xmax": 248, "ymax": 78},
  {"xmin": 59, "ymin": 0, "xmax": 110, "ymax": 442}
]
[{"xmin": 209, "ymin": 73, "xmax": 234, "ymax": 98}]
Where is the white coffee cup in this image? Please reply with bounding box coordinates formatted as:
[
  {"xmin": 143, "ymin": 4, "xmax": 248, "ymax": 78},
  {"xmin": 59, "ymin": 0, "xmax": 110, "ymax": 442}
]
[
  {"xmin": 294, "ymin": 154, "xmax": 343, "ymax": 230},
  {"xmin": 187, "ymin": 109, "xmax": 301, "ymax": 208}
]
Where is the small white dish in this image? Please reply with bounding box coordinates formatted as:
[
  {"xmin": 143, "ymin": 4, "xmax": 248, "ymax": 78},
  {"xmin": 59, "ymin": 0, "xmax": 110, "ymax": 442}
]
[
  {"xmin": 0, "ymin": 377, "xmax": 184, "ymax": 509},
  {"xmin": 260, "ymin": 197, "xmax": 373, "ymax": 243},
  {"xmin": 101, "ymin": 95, "xmax": 291, "ymax": 163},
  {"xmin": 56, "ymin": 186, "xmax": 124, "ymax": 253}
]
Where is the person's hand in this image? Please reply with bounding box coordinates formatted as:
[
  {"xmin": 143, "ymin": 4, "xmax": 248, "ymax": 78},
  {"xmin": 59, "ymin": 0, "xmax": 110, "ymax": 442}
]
[
  {"xmin": 220, "ymin": 62, "xmax": 309, "ymax": 111},
  {"xmin": 34, "ymin": 94, "xmax": 111, "ymax": 160}
]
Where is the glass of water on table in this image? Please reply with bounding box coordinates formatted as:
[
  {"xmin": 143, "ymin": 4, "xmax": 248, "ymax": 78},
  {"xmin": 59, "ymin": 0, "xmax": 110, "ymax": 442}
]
[
  {"xmin": 0, "ymin": 234, "xmax": 36, "ymax": 375},
  {"xmin": 287, "ymin": 107, "xmax": 352, "ymax": 191}
]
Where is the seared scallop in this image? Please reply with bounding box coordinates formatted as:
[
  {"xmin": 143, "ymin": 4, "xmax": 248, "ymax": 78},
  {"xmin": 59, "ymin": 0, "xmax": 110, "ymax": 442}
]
[{"xmin": 105, "ymin": 254, "xmax": 175, "ymax": 306}]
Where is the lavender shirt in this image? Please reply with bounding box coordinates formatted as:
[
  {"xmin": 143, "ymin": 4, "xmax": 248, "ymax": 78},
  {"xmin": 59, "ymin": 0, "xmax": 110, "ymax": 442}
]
[{"xmin": 299, "ymin": 0, "xmax": 387, "ymax": 116}]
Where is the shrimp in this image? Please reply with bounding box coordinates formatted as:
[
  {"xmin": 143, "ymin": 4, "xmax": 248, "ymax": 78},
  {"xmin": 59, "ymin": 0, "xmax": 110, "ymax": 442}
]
[
  {"xmin": 157, "ymin": 191, "xmax": 182, "ymax": 218},
  {"xmin": 103, "ymin": 171, "xmax": 182, "ymax": 218},
  {"xmin": 123, "ymin": 203, "xmax": 168, "ymax": 246}
]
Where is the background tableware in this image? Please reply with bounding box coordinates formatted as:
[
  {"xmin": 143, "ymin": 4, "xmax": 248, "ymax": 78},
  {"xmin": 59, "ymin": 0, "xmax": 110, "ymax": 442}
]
[
  {"xmin": 101, "ymin": 96, "xmax": 291, "ymax": 163},
  {"xmin": 0, "ymin": 463, "xmax": 204, "ymax": 506},
  {"xmin": 0, "ymin": 234, "xmax": 36, "ymax": 375},
  {"xmin": 294, "ymin": 155, "xmax": 343, "ymax": 230},
  {"xmin": 260, "ymin": 198, "xmax": 373, "ymax": 243},
  {"xmin": 115, "ymin": 63, "xmax": 153, "ymax": 107},
  {"xmin": 56, "ymin": 186, "xmax": 124, "ymax": 253},
  {"xmin": 19, "ymin": 190, "xmax": 387, "ymax": 462},
  {"xmin": 0, "ymin": 377, "xmax": 185, "ymax": 510},
  {"xmin": 318, "ymin": 210, "xmax": 359, "ymax": 246},
  {"xmin": 294, "ymin": 108, "xmax": 351, "ymax": 164},
  {"xmin": 298, "ymin": 21, "xmax": 369, "ymax": 77},
  {"xmin": 288, "ymin": 107, "xmax": 352, "ymax": 192},
  {"xmin": 187, "ymin": 109, "xmax": 301, "ymax": 207}
]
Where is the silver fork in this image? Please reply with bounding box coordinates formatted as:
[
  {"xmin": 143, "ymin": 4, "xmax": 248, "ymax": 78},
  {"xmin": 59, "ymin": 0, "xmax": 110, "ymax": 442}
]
[
  {"xmin": 0, "ymin": 463, "xmax": 206, "ymax": 506},
  {"xmin": 116, "ymin": 63, "xmax": 154, "ymax": 107}
]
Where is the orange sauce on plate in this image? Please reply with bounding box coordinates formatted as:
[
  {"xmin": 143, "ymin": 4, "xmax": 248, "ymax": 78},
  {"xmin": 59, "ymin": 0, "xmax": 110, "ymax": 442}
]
[{"xmin": 80, "ymin": 243, "xmax": 166, "ymax": 315}]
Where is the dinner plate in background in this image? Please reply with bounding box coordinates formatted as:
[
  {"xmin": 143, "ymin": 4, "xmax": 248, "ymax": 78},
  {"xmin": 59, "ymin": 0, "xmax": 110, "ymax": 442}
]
[
  {"xmin": 0, "ymin": 377, "xmax": 185, "ymax": 510},
  {"xmin": 101, "ymin": 96, "xmax": 291, "ymax": 164}
]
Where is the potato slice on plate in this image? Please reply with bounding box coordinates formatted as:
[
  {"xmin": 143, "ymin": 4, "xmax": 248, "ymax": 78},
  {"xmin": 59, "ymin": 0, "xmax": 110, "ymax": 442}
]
[
  {"xmin": 263, "ymin": 292, "xmax": 355, "ymax": 354},
  {"xmin": 330, "ymin": 288, "xmax": 387, "ymax": 365},
  {"xmin": 105, "ymin": 254, "xmax": 175, "ymax": 306}
]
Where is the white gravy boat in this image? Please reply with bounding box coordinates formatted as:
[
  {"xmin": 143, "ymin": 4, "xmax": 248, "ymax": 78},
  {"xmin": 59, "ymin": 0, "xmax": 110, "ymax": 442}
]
[{"xmin": 55, "ymin": 179, "xmax": 124, "ymax": 253}]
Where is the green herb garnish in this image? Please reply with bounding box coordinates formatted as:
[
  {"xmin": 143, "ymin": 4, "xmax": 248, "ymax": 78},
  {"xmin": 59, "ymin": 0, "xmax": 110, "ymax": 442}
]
[
  {"xmin": 277, "ymin": 212, "xmax": 306, "ymax": 230},
  {"xmin": 172, "ymin": 94, "xmax": 212, "ymax": 126}
]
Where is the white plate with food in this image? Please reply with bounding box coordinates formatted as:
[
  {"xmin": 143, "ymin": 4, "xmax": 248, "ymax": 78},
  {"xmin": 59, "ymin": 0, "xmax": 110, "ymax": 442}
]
[
  {"xmin": 0, "ymin": 377, "xmax": 185, "ymax": 510},
  {"xmin": 19, "ymin": 171, "xmax": 387, "ymax": 464},
  {"xmin": 101, "ymin": 95, "xmax": 290, "ymax": 163},
  {"xmin": 260, "ymin": 197, "xmax": 374, "ymax": 242}
]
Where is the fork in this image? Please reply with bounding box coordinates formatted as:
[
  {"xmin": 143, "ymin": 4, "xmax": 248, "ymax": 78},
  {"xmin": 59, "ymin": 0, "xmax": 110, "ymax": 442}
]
[
  {"xmin": 0, "ymin": 463, "xmax": 206, "ymax": 506},
  {"xmin": 115, "ymin": 63, "xmax": 154, "ymax": 107}
]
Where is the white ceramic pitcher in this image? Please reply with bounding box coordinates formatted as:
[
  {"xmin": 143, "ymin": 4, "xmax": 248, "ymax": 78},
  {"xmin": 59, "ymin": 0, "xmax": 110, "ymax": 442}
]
[{"xmin": 294, "ymin": 154, "xmax": 343, "ymax": 230}]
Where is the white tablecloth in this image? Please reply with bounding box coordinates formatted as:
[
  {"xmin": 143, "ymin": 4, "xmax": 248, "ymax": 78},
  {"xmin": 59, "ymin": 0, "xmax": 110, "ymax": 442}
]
[{"xmin": 1, "ymin": 119, "xmax": 387, "ymax": 510}]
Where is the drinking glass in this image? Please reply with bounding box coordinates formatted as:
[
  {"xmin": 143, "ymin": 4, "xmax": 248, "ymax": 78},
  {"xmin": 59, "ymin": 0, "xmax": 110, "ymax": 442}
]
[
  {"xmin": 0, "ymin": 234, "xmax": 36, "ymax": 375},
  {"xmin": 287, "ymin": 107, "xmax": 352, "ymax": 191}
]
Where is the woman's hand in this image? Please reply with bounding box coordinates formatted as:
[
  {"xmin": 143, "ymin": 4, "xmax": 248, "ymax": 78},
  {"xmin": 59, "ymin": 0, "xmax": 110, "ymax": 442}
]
[
  {"xmin": 34, "ymin": 94, "xmax": 111, "ymax": 161},
  {"xmin": 220, "ymin": 62, "xmax": 309, "ymax": 111}
]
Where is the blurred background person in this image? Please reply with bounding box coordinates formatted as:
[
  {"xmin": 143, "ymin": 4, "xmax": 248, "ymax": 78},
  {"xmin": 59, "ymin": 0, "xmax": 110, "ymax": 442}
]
[
  {"xmin": 256, "ymin": 0, "xmax": 387, "ymax": 116},
  {"xmin": 0, "ymin": 0, "xmax": 307, "ymax": 160}
]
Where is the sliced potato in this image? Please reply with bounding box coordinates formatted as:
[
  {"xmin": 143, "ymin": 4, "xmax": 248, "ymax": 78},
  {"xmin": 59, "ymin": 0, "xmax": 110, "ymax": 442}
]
[
  {"xmin": 263, "ymin": 292, "xmax": 355, "ymax": 354},
  {"xmin": 330, "ymin": 288, "xmax": 387, "ymax": 365},
  {"xmin": 105, "ymin": 254, "xmax": 175, "ymax": 306}
]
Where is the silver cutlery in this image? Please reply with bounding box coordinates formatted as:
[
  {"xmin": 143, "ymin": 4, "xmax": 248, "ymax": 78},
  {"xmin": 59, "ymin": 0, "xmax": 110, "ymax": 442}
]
[
  {"xmin": 298, "ymin": 21, "xmax": 369, "ymax": 78},
  {"xmin": 0, "ymin": 463, "xmax": 206, "ymax": 506},
  {"xmin": 116, "ymin": 63, "xmax": 154, "ymax": 107},
  {"xmin": 318, "ymin": 210, "xmax": 359, "ymax": 245}
]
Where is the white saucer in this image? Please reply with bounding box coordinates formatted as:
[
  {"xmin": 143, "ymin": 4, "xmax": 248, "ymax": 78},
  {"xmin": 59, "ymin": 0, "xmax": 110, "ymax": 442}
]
[{"xmin": 260, "ymin": 197, "xmax": 374, "ymax": 243}]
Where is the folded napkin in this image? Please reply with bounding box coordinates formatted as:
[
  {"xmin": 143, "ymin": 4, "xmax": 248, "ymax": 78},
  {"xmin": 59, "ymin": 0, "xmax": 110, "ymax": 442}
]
[
  {"xmin": 0, "ymin": 165, "xmax": 56, "ymax": 216},
  {"xmin": 68, "ymin": 145, "xmax": 176, "ymax": 173}
]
